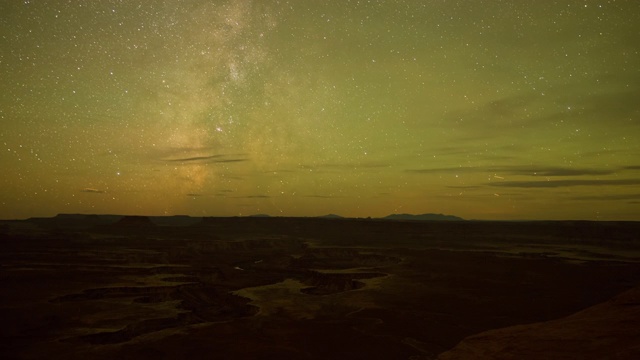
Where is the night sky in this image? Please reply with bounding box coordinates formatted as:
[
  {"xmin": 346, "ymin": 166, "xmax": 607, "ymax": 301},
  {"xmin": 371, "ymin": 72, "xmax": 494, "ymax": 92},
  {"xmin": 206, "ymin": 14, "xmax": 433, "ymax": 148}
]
[{"xmin": 1, "ymin": 0, "xmax": 639, "ymax": 220}]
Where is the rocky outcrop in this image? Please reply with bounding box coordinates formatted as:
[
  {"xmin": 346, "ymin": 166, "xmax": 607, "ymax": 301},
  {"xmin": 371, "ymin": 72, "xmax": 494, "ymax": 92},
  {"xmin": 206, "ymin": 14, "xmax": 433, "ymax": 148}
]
[
  {"xmin": 300, "ymin": 271, "xmax": 386, "ymax": 295},
  {"xmin": 299, "ymin": 248, "xmax": 401, "ymax": 268},
  {"xmin": 56, "ymin": 282, "xmax": 257, "ymax": 344},
  {"xmin": 184, "ymin": 238, "xmax": 307, "ymax": 253},
  {"xmin": 80, "ymin": 313, "xmax": 195, "ymax": 344},
  {"xmin": 437, "ymin": 286, "xmax": 640, "ymax": 359}
]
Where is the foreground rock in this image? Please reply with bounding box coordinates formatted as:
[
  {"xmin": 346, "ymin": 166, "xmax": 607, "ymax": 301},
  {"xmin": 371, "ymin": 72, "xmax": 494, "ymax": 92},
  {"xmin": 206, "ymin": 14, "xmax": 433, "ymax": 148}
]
[{"xmin": 438, "ymin": 286, "xmax": 640, "ymax": 359}]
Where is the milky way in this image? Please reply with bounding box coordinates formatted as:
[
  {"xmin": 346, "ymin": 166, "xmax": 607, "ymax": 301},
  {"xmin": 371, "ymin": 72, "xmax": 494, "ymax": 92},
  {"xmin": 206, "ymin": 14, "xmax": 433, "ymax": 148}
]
[{"xmin": 1, "ymin": 0, "xmax": 639, "ymax": 220}]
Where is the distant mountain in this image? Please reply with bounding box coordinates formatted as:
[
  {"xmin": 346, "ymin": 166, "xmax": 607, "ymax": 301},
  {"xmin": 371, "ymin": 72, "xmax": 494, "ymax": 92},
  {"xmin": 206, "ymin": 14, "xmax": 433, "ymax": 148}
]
[
  {"xmin": 114, "ymin": 215, "xmax": 155, "ymax": 227},
  {"xmin": 317, "ymin": 214, "xmax": 344, "ymax": 219},
  {"xmin": 382, "ymin": 213, "xmax": 464, "ymax": 221},
  {"xmin": 248, "ymin": 214, "xmax": 271, "ymax": 218},
  {"xmin": 150, "ymin": 215, "xmax": 202, "ymax": 226},
  {"xmin": 27, "ymin": 214, "xmax": 122, "ymax": 228}
]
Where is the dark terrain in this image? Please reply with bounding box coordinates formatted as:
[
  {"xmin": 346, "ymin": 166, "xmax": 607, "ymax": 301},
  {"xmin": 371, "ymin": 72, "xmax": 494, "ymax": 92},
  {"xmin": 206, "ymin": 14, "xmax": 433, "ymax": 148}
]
[{"xmin": 1, "ymin": 215, "xmax": 639, "ymax": 359}]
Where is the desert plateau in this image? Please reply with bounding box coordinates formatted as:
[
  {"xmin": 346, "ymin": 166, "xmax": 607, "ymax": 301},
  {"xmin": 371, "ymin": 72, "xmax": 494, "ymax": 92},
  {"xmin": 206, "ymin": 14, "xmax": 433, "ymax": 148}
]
[{"xmin": 1, "ymin": 215, "xmax": 639, "ymax": 359}]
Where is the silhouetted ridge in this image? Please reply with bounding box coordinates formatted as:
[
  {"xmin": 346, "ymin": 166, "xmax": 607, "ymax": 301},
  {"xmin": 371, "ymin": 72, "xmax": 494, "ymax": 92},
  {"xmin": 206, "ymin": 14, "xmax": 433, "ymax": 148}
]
[
  {"xmin": 26, "ymin": 214, "xmax": 122, "ymax": 229},
  {"xmin": 317, "ymin": 214, "xmax": 344, "ymax": 219},
  {"xmin": 114, "ymin": 215, "xmax": 155, "ymax": 227},
  {"xmin": 383, "ymin": 213, "xmax": 464, "ymax": 221},
  {"xmin": 150, "ymin": 215, "xmax": 202, "ymax": 226},
  {"xmin": 248, "ymin": 214, "xmax": 271, "ymax": 218}
]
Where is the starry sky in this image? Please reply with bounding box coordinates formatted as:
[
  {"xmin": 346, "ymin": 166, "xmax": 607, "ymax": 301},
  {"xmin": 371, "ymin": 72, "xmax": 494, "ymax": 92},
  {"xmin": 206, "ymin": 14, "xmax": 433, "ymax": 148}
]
[{"xmin": 1, "ymin": 0, "xmax": 639, "ymax": 220}]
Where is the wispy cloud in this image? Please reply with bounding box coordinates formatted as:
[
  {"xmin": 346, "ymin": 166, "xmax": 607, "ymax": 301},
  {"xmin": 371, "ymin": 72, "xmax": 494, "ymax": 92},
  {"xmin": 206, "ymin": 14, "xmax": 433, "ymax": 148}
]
[
  {"xmin": 573, "ymin": 193, "xmax": 640, "ymax": 201},
  {"xmin": 446, "ymin": 185, "xmax": 483, "ymax": 189},
  {"xmin": 153, "ymin": 146, "xmax": 249, "ymax": 164},
  {"xmin": 489, "ymin": 179, "xmax": 640, "ymax": 188},
  {"xmin": 425, "ymin": 144, "xmax": 523, "ymax": 159},
  {"xmin": 211, "ymin": 190, "xmax": 234, "ymax": 197},
  {"xmin": 81, "ymin": 188, "xmax": 105, "ymax": 194},
  {"xmin": 407, "ymin": 165, "xmax": 617, "ymax": 176},
  {"xmin": 444, "ymin": 93, "xmax": 543, "ymax": 132},
  {"xmin": 303, "ymin": 194, "xmax": 345, "ymax": 198},
  {"xmin": 297, "ymin": 161, "xmax": 391, "ymax": 172},
  {"xmin": 406, "ymin": 166, "xmax": 475, "ymax": 174},
  {"xmin": 502, "ymin": 166, "xmax": 615, "ymax": 176},
  {"xmin": 162, "ymin": 155, "xmax": 249, "ymax": 164},
  {"xmin": 442, "ymin": 77, "xmax": 640, "ymax": 145},
  {"xmin": 165, "ymin": 155, "xmax": 224, "ymax": 162},
  {"xmin": 564, "ymin": 86, "xmax": 640, "ymax": 125}
]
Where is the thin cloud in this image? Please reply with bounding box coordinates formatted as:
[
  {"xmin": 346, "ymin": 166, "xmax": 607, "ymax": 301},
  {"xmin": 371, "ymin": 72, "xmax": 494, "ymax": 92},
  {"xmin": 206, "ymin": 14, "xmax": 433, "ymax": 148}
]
[
  {"xmin": 534, "ymin": 82, "xmax": 640, "ymax": 127},
  {"xmin": 213, "ymin": 190, "xmax": 234, "ymax": 197},
  {"xmin": 406, "ymin": 166, "xmax": 476, "ymax": 174},
  {"xmin": 443, "ymin": 92, "xmax": 544, "ymax": 134},
  {"xmin": 165, "ymin": 155, "xmax": 224, "ymax": 162},
  {"xmin": 489, "ymin": 179, "xmax": 640, "ymax": 188},
  {"xmin": 503, "ymin": 166, "xmax": 615, "ymax": 176},
  {"xmin": 163, "ymin": 155, "xmax": 249, "ymax": 163},
  {"xmin": 262, "ymin": 169, "xmax": 297, "ymax": 175},
  {"xmin": 578, "ymin": 87, "xmax": 640, "ymax": 123},
  {"xmin": 573, "ymin": 193, "xmax": 640, "ymax": 201},
  {"xmin": 214, "ymin": 158, "xmax": 249, "ymax": 163},
  {"xmin": 425, "ymin": 144, "xmax": 520, "ymax": 161},
  {"xmin": 443, "ymin": 79, "xmax": 640, "ymax": 144},
  {"xmin": 155, "ymin": 146, "xmax": 250, "ymax": 164},
  {"xmin": 304, "ymin": 194, "xmax": 345, "ymax": 198},
  {"xmin": 297, "ymin": 162, "xmax": 391, "ymax": 172},
  {"xmin": 407, "ymin": 165, "xmax": 617, "ymax": 177},
  {"xmin": 81, "ymin": 188, "xmax": 105, "ymax": 194}
]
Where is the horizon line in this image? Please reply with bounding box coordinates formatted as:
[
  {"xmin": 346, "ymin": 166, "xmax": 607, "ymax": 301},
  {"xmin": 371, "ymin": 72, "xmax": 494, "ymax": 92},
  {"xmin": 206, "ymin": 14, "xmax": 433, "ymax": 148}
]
[{"xmin": 2, "ymin": 213, "xmax": 639, "ymax": 223}]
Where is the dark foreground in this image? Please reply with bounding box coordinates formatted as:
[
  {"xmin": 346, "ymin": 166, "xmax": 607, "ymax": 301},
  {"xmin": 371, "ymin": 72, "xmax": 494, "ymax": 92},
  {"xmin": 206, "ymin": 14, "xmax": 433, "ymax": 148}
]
[{"xmin": 1, "ymin": 215, "xmax": 640, "ymax": 359}]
